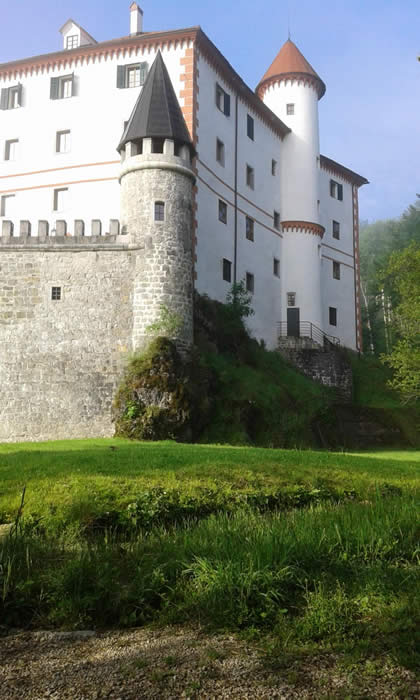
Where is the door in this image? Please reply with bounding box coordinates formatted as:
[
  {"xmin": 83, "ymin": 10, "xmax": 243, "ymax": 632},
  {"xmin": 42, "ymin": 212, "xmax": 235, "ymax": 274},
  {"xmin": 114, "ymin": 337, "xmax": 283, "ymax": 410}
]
[{"xmin": 287, "ymin": 307, "xmax": 300, "ymax": 338}]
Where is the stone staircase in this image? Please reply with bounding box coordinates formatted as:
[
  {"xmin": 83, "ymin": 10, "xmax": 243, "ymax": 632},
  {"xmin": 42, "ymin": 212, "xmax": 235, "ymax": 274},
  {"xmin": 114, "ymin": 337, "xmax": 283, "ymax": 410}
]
[{"xmin": 277, "ymin": 322, "xmax": 353, "ymax": 402}]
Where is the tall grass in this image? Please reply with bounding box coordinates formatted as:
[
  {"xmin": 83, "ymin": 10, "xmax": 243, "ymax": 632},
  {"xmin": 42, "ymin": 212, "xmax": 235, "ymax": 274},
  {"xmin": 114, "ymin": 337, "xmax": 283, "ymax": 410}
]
[{"xmin": 1, "ymin": 495, "xmax": 418, "ymax": 667}]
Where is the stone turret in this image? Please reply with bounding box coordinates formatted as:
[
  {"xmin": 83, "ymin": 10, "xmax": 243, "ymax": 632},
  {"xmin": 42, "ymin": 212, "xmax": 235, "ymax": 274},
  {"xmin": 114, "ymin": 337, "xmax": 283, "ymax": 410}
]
[{"xmin": 118, "ymin": 51, "xmax": 195, "ymax": 355}]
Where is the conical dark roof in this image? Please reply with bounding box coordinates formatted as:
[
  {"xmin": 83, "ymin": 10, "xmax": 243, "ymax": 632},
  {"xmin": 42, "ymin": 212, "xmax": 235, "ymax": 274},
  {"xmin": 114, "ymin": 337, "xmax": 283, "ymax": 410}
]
[{"xmin": 117, "ymin": 51, "xmax": 194, "ymax": 153}]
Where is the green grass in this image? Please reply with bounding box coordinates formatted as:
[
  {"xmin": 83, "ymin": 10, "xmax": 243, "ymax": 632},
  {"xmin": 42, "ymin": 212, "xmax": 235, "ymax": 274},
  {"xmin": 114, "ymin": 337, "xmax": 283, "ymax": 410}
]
[
  {"xmin": 0, "ymin": 440, "xmax": 418, "ymax": 672},
  {"xmin": 349, "ymin": 352, "xmax": 401, "ymax": 409},
  {"xmin": 0, "ymin": 439, "xmax": 419, "ymax": 526}
]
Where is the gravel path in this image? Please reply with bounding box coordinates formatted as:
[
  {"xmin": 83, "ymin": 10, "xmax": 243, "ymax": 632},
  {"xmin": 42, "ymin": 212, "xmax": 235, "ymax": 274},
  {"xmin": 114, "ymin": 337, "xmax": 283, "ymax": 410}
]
[{"xmin": 0, "ymin": 626, "xmax": 418, "ymax": 699}]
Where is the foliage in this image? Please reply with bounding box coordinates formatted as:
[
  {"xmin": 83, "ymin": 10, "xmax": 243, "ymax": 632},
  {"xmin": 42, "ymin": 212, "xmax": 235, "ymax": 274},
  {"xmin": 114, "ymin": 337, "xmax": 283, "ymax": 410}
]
[
  {"xmin": 145, "ymin": 304, "xmax": 183, "ymax": 338},
  {"xmin": 380, "ymin": 243, "xmax": 420, "ymax": 404},
  {"xmin": 1, "ymin": 492, "xmax": 418, "ymax": 670},
  {"xmin": 225, "ymin": 280, "xmax": 255, "ymax": 319},
  {"xmin": 359, "ymin": 198, "xmax": 420, "ymax": 355},
  {"xmin": 193, "ymin": 291, "xmax": 336, "ymax": 447},
  {"xmin": 113, "ymin": 337, "xmax": 211, "ymax": 442}
]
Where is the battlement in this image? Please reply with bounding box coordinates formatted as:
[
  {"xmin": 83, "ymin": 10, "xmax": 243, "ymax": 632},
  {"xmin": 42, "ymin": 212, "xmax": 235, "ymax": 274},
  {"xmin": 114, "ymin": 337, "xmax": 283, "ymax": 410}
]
[{"xmin": 0, "ymin": 218, "xmax": 128, "ymax": 248}]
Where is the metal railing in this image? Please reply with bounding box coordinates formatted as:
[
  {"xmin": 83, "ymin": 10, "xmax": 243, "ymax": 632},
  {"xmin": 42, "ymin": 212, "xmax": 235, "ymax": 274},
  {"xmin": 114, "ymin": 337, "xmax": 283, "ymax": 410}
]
[{"xmin": 278, "ymin": 321, "xmax": 340, "ymax": 348}]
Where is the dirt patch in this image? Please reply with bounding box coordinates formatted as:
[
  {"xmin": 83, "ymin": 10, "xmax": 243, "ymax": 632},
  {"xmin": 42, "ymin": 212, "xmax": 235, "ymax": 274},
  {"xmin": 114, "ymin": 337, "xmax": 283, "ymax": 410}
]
[{"xmin": 0, "ymin": 626, "xmax": 417, "ymax": 699}]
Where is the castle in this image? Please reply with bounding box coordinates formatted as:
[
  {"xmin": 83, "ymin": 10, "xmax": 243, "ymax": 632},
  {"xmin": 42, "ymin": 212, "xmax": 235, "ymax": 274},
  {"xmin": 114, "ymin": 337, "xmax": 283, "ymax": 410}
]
[{"xmin": 0, "ymin": 5, "xmax": 367, "ymax": 442}]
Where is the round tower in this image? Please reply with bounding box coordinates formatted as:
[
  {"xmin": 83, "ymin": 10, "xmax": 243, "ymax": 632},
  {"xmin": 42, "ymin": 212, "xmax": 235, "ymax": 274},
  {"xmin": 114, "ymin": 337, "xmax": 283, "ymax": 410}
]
[
  {"xmin": 257, "ymin": 40, "xmax": 326, "ymax": 334},
  {"xmin": 118, "ymin": 51, "xmax": 195, "ymax": 355}
]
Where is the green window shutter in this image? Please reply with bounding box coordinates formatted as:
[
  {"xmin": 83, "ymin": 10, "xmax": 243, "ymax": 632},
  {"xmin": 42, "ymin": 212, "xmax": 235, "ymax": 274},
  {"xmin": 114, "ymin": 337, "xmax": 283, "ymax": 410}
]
[
  {"xmin": 140, "ymin": 62, "xmax": 148, "ymax": 85},
  {"xmin": 0, "ymin": 88, "xmax": 9, "ymax": 110},
  {"xmin": 17, "ymin": 84, "xmax": 23, "ymax": 106},
  {"xmin": 117, "ymin": 65, "xmax": 126, "ymax": 88},
  {"xmin": 224, "ymin": 93, "xmax": 230, "ymax": 117},
  {"xmin": 70, "ymin": 73, "xmax": 75, "ymax": 97},
  {"xmin": 338, "ymin": 184, "xmax": 343, "ymax": 201},
  {"xmin": 50, "ymin": 77, "xmax": 59, "ymax": 100}
]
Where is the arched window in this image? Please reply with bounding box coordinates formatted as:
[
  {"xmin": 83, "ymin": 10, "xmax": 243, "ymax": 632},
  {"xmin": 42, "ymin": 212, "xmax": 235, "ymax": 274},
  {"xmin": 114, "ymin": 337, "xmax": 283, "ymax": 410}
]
[{"xmin": 154, "ymin": 201, "xmax": 165, "ymax": 221}]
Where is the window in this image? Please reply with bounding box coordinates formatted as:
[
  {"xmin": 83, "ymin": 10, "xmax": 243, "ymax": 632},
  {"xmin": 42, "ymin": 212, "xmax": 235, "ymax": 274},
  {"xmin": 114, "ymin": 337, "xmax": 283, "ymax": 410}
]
[
  {"xmin": 286, "ymin": 103, "xmax": 295, "ymax": 115},
  {"xmin": 223, "ymin": 258, "xmax": 232, "ymax": 282},
  {"xmin": 56, "ymin": 130, "xmax": 71, "ymax": 153},
  {"xmin": 287, "ymin": 292, "xmax": 296, "ymax": 307},
  {"xmin": 246, "ymin": 165, "xmax": 254, "ymax": 189},
  {"xmin": 330, "ymin": 179, "xmax": 343, "ymax": 201},
  {"xmin": 333, "ymin": 261, "xmax": 341, "ymax": 280},
  {"xmin": 246, "ymin": 272, "xmax": 254, "ymax": 293},
  {"xmin": 329, "ymin": 307, "xmax": 337, "ymax": 326},
  {"xmin": 154, "ymin": 201, "xmax": 165, "ymax": 221},
  {"xmin": 271, "ymin": 159, "xmax": 277, "ymax": 176},
  {"xmin": 51, "ymin": 286, "xmax": 62, "ymax": 301},
  {"xmin": 273, "ymin": 210, "xmax": 280, "ymax": 230},
  {"xmin": 216, "ymin": 138, "xmax": 225, "ymax": 166},
  {"xmin": 117, "ymin": 63, "xmax": 148, "ymax": 89},
  {"xmin": 0, "ymin": 85, "xmax": 22, "ymax": 110},
  {"xmin": 245, "ymin": 216, "xmax": 254, "ymax": 241},
  {"xmin": 5, "ymin": 139, "xmax": 18, "ymax": 161},
  {"xmin": 53, "ymin": 188, "xmax": 68, "ymax": 211},
  {"xmin": 50, "ymin": 74, "xmax": 74, "ymax": 100},
  {"xmin": 247, "ymin": 114, "xmax": 254, "ymax": 140},
  {"xmin": 273, "ymin": 258, "xmax": 280, "ymax": 277},
  {"xmin": 218, "ymin": 199, "xmax": 227, "ymax": 224},
  {"xmin": 332, "ymin": 220, "xmax": 340, "ymax": 239},
  {"xmin": 66, "ymin": 35, "xmax": 78, "ymax": 50},
  {"xmin": 1, "ymin": 194, "xmax": 15, "ymax": 217},
  {"xmin": 215, "ymin": 83, "xmax": 230, "ymax": 116}
]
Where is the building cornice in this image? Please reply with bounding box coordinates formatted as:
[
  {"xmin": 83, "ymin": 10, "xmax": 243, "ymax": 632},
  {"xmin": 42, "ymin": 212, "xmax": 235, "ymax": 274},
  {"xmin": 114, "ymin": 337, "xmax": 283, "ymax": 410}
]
[
  {"xmin": 320, "ymin": 155, "xmax": 368, "ymax": 188},
  {"xmin": 0, "ymin": 26, "xmax": 290, "ymax": 142},
  {"xmin": 0, "ymin": 27, "xmax": 200, "ymax": 78},
  {"xmin": 257, "ymin": 72, "xmax": 326, "ymax": 100},
  {"xmin": 281, "ymin": 220, "xmax": 325, "ymax": 237}
]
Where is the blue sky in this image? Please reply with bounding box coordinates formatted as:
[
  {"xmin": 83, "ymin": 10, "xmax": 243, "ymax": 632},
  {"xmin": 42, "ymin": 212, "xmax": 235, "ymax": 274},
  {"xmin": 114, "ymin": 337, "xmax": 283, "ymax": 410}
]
[{"xmin": 1, "ymin": 0, "xmax": 419, "ymax": 222}]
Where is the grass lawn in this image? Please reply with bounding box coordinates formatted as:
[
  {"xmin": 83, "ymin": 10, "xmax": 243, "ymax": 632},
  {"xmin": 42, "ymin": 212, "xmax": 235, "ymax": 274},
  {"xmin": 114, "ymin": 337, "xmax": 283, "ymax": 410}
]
[
  {"xmin": 0, "ymin": 439, "xmax": 419, "ymax": 675},
  {"xmin": 0, "ymin": 439, "xmax": 419, "ymax": 524}
]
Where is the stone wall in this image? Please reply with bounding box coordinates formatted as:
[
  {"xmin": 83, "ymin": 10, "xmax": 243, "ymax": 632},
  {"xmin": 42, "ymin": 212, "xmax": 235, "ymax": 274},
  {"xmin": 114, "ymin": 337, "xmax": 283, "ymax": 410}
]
[
  {"xmin": 0, "ymin": 243, "xmax": 134, "ymax": 442},
  {"xmin": 120, "ymin": 152, "xmax": 194, "ymax": 354},
  {"xmin": 278, "ymin": 345, "xmax": 353, "ymax": 400}
]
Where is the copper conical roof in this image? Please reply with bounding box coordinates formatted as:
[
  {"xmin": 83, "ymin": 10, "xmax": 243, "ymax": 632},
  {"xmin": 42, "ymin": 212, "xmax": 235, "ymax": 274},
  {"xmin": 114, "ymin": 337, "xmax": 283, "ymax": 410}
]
[{"xmin": 257, "ymin": 39, "xmax": 326, "ymax": 99}]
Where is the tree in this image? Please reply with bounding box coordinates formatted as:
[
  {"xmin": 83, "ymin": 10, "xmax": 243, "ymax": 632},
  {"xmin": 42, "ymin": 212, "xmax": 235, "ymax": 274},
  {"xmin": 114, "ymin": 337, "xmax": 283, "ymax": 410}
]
[
  {"xmin": 381, "ymin": 242, "xmax": 420, "ymax": 404},
  {"xmin": 360, "ymin": 197, "xmax": 420, "ymax": 355}
]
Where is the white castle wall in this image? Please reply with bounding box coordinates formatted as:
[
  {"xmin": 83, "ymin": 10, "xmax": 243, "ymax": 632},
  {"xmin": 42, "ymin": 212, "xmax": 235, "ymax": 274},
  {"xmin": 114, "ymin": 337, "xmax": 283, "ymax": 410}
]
[
  {"xmin": 263, "ymin": 80, "xmax": 320, "ymax": 224},
  {"xmin": 0, "ymin": 29, "xmax": 361, "ymax": 359},
  {"xmin": 262, "ymin": 79, "xmax": 323, "ymax": 333},
  {"xmin": 319, "ymin": 171, "xmax": 357, "ymax": 349},
  {"xmin": 0, "ymin": 41, "xmax": 191, "ymax": 236},
  {"xmin": 195, "ymin": 52, "xmax": 284, "ymax": 347}
]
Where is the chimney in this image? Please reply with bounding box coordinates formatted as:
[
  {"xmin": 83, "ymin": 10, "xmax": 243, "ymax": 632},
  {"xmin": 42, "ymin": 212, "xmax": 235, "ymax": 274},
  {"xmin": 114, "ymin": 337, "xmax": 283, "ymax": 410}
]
[{"xmin": 130, "ymin": 3, "xmax": 143, "ymax": 35}]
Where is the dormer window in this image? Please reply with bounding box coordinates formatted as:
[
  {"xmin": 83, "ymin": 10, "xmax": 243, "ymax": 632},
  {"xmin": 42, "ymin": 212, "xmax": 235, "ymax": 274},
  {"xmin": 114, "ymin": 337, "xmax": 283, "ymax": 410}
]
[{"xmin": 66, "ymin": 35, "xmax": 78, "ymax": 50}]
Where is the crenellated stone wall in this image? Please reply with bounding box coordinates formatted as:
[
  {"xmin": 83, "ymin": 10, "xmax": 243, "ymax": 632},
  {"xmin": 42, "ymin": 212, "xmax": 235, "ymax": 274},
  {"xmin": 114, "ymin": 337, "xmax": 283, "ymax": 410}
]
[
  {"xmin": 1, "ymin": 142, "xmax": 195, "ymax": 442},
  {"xmin": 0, "ymin": 240, "xmax": 135, "ymax": 442}
]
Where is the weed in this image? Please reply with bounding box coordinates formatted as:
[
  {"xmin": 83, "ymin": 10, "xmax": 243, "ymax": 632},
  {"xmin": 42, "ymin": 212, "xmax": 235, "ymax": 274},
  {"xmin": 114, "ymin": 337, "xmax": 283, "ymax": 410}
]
[{"xmin": 205, "ymin": 646, "xmax": 227, "ymax": 661}]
